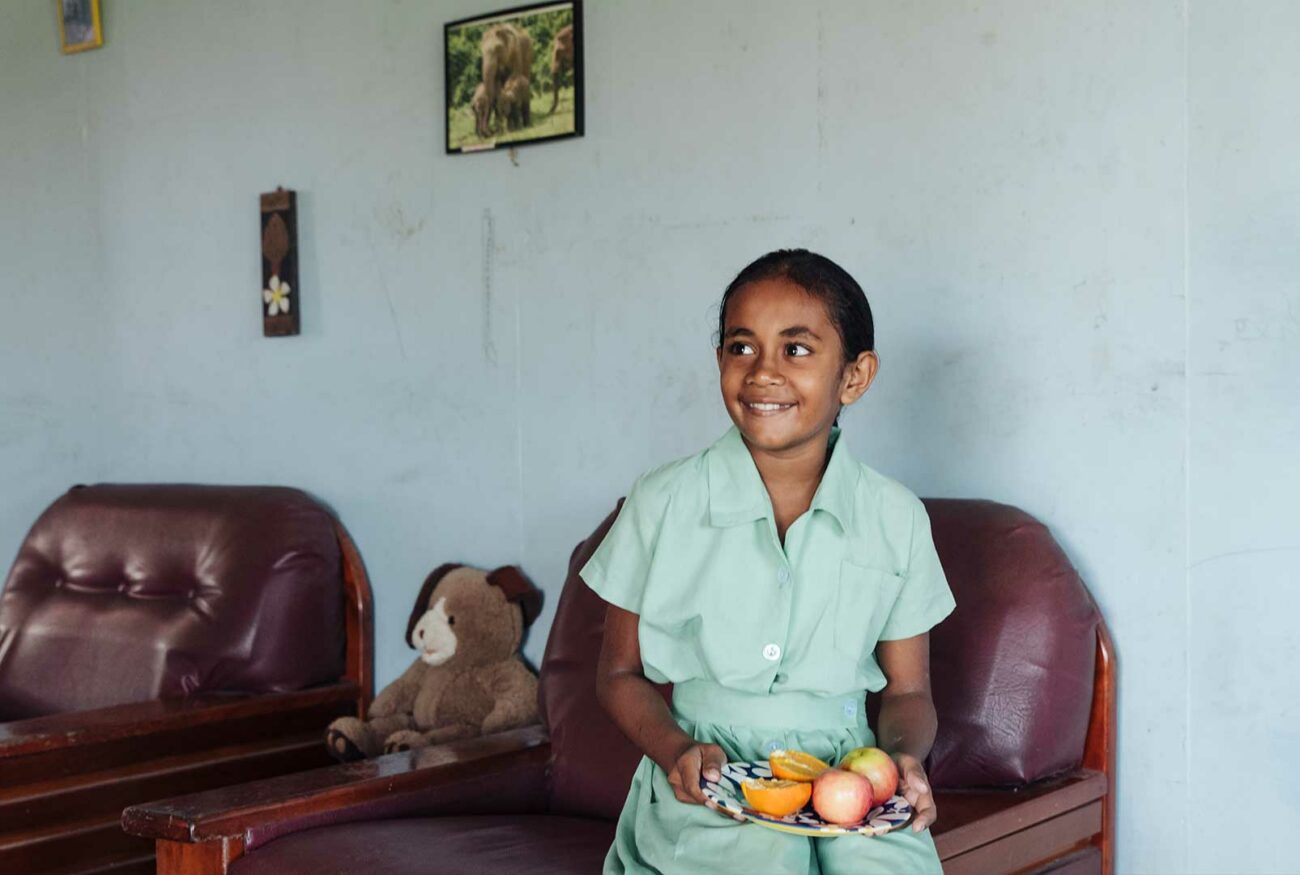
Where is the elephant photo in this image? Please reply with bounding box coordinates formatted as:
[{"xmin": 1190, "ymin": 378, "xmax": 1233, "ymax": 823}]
[{"xmin": 445, "ymin": 2, "xmax": 581, "ymax": 152}]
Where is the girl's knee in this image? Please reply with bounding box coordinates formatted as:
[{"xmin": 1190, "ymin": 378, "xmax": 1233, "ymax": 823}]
[{"xmin": 813, "ymin": 828, "xmax": 942, "ymax": 875}]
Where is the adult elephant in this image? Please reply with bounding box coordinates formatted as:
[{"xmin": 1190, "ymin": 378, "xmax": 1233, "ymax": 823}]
[
  {"xmin": 480, "ymin": 23, "xmax": 533, "ymax": 135},
  {"xmin": 549, "ymin": 24, "xmax": 574, "ymax": 114}
]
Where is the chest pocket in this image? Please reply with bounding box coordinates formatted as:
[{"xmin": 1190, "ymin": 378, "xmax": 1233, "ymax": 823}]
[{"xmin": 832, "ymin": 561, "xmax": 905, "ymax": 662}]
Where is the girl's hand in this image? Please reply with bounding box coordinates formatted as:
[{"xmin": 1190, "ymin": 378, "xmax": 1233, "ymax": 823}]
[
  {"xmin": 666, "ymin": 741, "xmax": 727, "ymax": 805},
  {"xmin": 893, "ymin": 752, "xmax": 938, "ymax": 832}
]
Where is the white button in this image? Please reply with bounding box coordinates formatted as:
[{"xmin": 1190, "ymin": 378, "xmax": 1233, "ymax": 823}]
[
  {"xmin": 777, "ymin": 568, "xmax": 791, "ymax": 585},
  {"xmin": 765, "ymin": 740, "xmax": 781, "ymax": 754},
  {"xmin": 762, "ymin": 643, "xmax": 782, "ymax": 661}
]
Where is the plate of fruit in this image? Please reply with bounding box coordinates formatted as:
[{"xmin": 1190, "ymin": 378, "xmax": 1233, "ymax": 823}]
[{"xmin": 699, "ymin": 747, "xmax": 913, "ymax": 837}]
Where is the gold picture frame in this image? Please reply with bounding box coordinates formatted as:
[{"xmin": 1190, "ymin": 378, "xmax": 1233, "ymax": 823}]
[{"xmin": 57, "ymin": 0, "xmax": 103, "ymax": 54}]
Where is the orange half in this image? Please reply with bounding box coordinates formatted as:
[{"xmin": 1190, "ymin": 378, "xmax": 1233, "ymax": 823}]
[
  {"xmin": 769, "ymin": 749, "xmax": 830, "ymax": 782},
  {"xmin": 741, "ymin": 778, "xmax": 813, "ymax": 817}
]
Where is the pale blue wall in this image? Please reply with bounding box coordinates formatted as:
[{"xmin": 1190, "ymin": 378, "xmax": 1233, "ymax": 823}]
[
  {"xmin": 2, "ymin": 1, "xmax": 1296, "ymax": 871},
  {"xmin": 1, "ymin": 2, "xmax": 114, "ymax": 554},
  {"xmin": 1189, "ymin": 4, "xmax": 1300, "ymax": 874}
]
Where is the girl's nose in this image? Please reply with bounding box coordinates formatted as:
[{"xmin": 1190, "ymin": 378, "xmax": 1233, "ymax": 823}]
[{"xmin": 747, "ymin": 354, "xmax": 785, "ymax": 385}]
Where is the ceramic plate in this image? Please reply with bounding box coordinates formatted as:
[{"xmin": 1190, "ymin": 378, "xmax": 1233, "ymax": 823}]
[{"xmin": 700, "ymin": 760, "xmax": 913, "ymax": 837}]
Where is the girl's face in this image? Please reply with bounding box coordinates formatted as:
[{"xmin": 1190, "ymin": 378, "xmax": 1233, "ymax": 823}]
[{"xmin": 716, "ymin": 278, "xmax": 877, "ymax": 456}]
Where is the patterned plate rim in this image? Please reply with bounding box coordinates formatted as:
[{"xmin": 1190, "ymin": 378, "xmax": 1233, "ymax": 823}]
[{"xmin": 699, "ymin": 760, "xmax": 913, "ymax": 838}]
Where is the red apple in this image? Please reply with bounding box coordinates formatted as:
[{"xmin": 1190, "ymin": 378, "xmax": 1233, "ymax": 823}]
[
  {"xmin": 838, "ymin": 746, "xmax": 899, "ymax": 804},
  {"xmin": 811, "ymin": 767, "xmax": 874, "ymax": 825}
]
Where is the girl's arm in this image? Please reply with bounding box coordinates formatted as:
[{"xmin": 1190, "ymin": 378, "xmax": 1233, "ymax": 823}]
[
  {"xmin": 596, "ymin": 603, "xmax": 724, "ymax": 805},
  {"xmin": 876, "ymin": 633, "xmax": 940, "ymax": 831}
]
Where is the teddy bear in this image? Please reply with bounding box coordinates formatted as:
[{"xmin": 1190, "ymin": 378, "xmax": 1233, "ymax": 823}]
[{"xmin": 326, "ymin": 563, "xmax": 543, "ymax": 761}]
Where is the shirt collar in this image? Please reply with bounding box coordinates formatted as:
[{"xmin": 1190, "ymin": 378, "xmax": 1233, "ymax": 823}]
[{"xmin": 706, "ymin": 425, "xmax": 859, "ymax": 531}]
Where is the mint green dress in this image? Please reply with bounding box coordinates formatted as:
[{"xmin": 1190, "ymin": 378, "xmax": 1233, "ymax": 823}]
[{"xmin": 580, "ymin": 426, "xmax": 956, "ymax": 875}]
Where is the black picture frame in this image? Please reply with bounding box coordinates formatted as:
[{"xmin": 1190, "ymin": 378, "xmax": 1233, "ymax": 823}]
[{"xmin": 444, "ymin": 0, "xmax": 584, "ymax": 154}]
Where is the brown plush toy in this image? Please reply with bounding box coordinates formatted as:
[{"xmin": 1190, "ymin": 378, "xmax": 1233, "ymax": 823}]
[{"xmin": 326, "ymin": 563, "xmax": 543, "ymax": 761}]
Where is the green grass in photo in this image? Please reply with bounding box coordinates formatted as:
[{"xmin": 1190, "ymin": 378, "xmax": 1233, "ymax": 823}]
[{"xmin": 448, "ymin": 85, "xmax": 576, "ymax": 151}]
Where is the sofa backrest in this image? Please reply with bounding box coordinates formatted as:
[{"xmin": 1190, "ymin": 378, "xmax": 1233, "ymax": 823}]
[
  {"xmin": 538, "ymin": 497, "xmax": 1100, "ymax": 818},
  {"xmin": 0, "ymin": 484, "xmax": 346, "ymax": 720},
  {"xmin": 919, "ymin": 499, "xmax": 1098, "ymax": 788},
  {"xmin": 538, "ymin": 501, "xmax": 671, "ymax": 820}
]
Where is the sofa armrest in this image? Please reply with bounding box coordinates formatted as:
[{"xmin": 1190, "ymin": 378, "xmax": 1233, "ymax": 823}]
[
  {"xmin": 123, "ymin": 724, "xmax": 550, "ymax": 859},
  {"xmin": 0, "ymin": 684, "xmax": 359, "ymax": 784}
]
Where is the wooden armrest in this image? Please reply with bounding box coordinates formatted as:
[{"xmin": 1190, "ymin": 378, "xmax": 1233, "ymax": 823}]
[
  {"xmin": 123, "ymin": 724, "xmax": 551, "ymax": 844},
  {"xmin": 1, "ymin": 684, "xmax": 359, "ymax": 783}
]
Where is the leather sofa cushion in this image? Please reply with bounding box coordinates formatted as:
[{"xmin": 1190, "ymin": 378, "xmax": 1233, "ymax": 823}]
[
  {"xmin": 0, "ymin": 484, "xmax": 345, "ymax": 719},
  {"xmin": 230, "ymin": 816, "xmax": 615, "ymax": 875},
  {"xmin": 538, "ymin": 501, "xmax": 670, "ymax": 821},
  {"xmin": 922, "ymin": 500, "xmax": 1098, "ymax": 788}
]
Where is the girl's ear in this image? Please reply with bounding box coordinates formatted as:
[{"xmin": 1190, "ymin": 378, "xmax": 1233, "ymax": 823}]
[{"xmin": 840, "ymin": 350, "xmax": 879, "ymax": 406}]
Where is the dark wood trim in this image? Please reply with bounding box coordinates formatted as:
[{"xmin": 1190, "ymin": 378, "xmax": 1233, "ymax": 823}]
[
  {"xmin": 1082, "ymin": 619, "xmax": 1117, "ymax": 875},
  {"xmin": 156, "ymin": 836, "xmax": 245, "ymax": 875},
  {"xmin": 934, "ymin": 770, "xmax": 1107, "ymax": 860},
  {"xmin": 0, "ymin": 686, "xmax": 356, "ymax": 758},
  {"xmin": 939, "ymin": 801, "xmax": 1102, "ymax": 875},
  {"xmin": 2, "ymin": 812, "xmax": 151, "ymax": 873},
  {"xmin": 1, "ymin": 732, "xmax": 326, "ymax": 833},
  {"xmin": 124, "ymin": 724, "xmax": 550, "ymax": 843},
  {"xmin": 1, "ymin": 685, "xmax": 356, "ymax": 786},
  {"xmin": 335, "ymin": 522, "xmax": 375, "ymax": 716}
]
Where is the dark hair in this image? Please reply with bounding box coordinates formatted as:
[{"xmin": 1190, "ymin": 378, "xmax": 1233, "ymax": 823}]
[{"xmin": 715, "ymin": 249, "xmax": 875, "ymax": 361}]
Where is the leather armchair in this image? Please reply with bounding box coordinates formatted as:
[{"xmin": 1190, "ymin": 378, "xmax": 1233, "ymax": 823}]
[
  {"xmin": 124, "ymin": 498, "xmax": 1114, "ymax": 875},
  {"xmin": 0, "ymin": 485, "xmax": 374, "ymax": 875}
]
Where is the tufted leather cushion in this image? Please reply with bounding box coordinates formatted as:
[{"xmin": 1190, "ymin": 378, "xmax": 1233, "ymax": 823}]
[
  {"xmin": 922, "ymin": 499, "xmax": 1098, "ymax": 788},
  {"xmin": 0, "ymin": 485, "xmax": 346, "ymax": 720},
  {"xmin": 540, "ymin": 498, "xmax": 1099, "ymax": 814}
]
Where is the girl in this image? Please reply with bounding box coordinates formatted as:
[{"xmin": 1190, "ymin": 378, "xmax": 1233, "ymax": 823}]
[{"xmin": 582, "ymin": 249, "xmax": 955, "ymax": 874}]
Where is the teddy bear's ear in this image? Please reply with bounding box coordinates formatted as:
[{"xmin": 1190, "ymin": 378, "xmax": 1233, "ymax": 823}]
[
  {"xmin": 486, "ymin": 565, "xmax": 543, "ymax": 627},
  {"xmin": 406, "ymin": 563, "xmax": 463, "ymax": 647}
]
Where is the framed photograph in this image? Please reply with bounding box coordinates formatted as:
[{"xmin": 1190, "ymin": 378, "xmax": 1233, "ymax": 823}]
[
  {"xmin": 57, "ymin": 0, "xmax": 103, "ymax": 54},
  {"xmin": 445, "ymin": 1, "xmax": 583, "ymax": 154}
]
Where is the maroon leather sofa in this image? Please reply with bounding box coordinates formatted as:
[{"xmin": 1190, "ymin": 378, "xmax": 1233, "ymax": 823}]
[
  {"xmin": 0, "ymin": 485, "xmax": 374, "ymax": 875},
  {"xmin": 123, "ymin": 498, "xmax": 1114, "ymax": 875}
]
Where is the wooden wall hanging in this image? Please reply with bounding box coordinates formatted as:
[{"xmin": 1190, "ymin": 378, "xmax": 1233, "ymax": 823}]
[{"xmin": 260, "ymin": 188, "xmax": 300, "ymax": 337}]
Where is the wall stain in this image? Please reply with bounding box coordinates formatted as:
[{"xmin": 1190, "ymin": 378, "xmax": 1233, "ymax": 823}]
[
  {"xmin": 482, "ymin": 208, "xmax": 498, "ymax": 365},
  {"xmin": 363, "ymin": 223, "xmax": 409, "ymax": 362},
  {"xmin": 376, "ymin": 203, "xmax": 425, "ymax": 243}
]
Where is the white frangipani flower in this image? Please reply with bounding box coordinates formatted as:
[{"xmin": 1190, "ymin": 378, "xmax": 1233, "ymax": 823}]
[{"xmin": 263, "ymin": 275, "xmax": 291, "ymax": 316}]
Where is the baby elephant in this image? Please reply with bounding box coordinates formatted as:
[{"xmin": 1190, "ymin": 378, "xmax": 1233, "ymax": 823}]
[
  {"xmin": 471, "ymin": 82, "xmax": 492, "ymax": 139},
  {"xmin": 496, "ymin": 73, "xmax": 531, "ymax": 132}
]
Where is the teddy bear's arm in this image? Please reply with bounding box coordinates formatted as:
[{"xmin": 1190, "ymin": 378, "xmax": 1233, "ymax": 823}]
[
  {"xmin": 366, "ymin": 658, "xmax": 427, "ymax": 718},
  {"xmin": 480, "ymin": 659, "xmax": 540, "ymax": 735}
]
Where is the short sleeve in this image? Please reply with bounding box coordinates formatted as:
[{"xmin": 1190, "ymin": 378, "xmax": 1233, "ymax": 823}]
[
  {"xmin": 579, "ymin": 474, "xmax": 665, "ymax": 614},
  {"xmin": 878, "ymin": 500, "xmax": 956, "ymax": 641}
]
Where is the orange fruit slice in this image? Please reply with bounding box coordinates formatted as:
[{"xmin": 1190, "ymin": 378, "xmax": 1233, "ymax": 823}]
[
  {"xmin": 741, "ymin": 777, "xmax": 813, "ymax": 817},
  {"xmin": 769, "ymin": 749, "xmax": 830, "ymax": 782}
]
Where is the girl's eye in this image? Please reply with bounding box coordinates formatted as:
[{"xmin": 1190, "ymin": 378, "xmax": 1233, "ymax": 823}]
[
  {"xmin": 728, "ymin": 341, "xmax": 754, "ymax": 355},
  {"xmin": 786, "ymin": 343, "xmax": 811, "ymax": 357}
]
